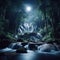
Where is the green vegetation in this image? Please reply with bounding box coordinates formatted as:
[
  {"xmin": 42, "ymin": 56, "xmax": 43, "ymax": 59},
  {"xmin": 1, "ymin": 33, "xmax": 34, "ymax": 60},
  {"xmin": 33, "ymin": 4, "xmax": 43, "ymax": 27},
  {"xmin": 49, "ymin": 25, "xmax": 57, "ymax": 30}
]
[{"xmin": 0, "ymin": 0, "xmax": 60, "ymax": 43}]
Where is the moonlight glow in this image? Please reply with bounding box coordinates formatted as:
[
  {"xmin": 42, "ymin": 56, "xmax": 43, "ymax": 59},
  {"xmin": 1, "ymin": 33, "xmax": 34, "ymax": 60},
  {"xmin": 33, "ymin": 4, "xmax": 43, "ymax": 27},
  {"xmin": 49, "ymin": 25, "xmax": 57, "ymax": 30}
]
[{"xmin": 26, "ymin": 6, "xmax": 32, "ymax": 12}]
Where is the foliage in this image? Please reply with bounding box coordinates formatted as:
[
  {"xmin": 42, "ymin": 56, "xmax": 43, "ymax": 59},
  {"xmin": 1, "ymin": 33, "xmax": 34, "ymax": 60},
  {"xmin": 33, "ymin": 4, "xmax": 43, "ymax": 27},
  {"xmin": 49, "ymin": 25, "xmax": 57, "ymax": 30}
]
[{"xmin": 0, "ymin": 0, "xmax": 60, "ymax": 42}]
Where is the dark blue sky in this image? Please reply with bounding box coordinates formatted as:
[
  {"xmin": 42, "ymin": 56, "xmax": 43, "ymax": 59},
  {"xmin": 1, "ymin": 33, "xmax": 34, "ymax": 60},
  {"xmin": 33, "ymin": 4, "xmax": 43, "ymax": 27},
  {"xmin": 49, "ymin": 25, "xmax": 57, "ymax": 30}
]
[{"xmin": 11, "ymin": 0, "xmax": 38, "ymax": 6}]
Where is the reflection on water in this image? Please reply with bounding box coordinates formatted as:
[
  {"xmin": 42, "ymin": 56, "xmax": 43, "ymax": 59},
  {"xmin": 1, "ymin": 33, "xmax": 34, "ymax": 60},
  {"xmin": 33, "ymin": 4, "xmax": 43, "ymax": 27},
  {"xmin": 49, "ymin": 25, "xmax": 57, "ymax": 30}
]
[
  {"xmin": 7, "ymin": 53, "xmax": 36, "ymax": 60},
  {"xmin": 0, "ymin": 52, "xmax": 60, "ymax": 60},
  {"xmin": 17, "ymin": 53, "xmax": 36, "ymax": 60}
]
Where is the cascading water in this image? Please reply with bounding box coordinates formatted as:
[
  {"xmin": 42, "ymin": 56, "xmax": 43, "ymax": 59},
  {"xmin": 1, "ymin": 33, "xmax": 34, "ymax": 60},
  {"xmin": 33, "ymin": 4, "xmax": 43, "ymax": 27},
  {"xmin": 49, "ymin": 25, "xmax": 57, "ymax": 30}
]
[
  {"xmin": 17, "ymin": 22, "xmax": 42, "ymax": 42},
  {"xmin": 18, "ymin": 23, "xmax": 36, "ymax": 35}
]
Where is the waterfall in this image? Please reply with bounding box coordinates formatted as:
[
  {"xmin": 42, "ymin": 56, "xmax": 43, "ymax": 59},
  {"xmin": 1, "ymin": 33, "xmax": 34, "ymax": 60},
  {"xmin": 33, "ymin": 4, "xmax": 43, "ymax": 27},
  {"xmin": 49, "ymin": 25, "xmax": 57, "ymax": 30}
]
[{"xmin": 18, "ymin": 23, "xmax": 35, "ymax": 35}]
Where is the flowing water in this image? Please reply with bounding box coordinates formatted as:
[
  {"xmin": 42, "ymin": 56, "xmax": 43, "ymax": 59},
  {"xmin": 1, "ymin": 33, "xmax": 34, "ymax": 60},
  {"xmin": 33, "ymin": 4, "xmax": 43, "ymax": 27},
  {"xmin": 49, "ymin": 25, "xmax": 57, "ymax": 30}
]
[{"xmin": 0, "ymin": 52, "xmax": 60, "ymax": 60}]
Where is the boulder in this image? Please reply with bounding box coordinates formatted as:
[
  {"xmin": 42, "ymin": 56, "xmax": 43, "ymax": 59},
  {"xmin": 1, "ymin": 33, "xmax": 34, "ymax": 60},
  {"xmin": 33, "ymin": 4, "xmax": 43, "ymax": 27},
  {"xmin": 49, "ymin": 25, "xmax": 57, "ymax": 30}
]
[
  {"xmin": 38, "ymin": 43, "xmax": 57, "ymax": 52},
  {"xmin": 16, "ymin": 47, "xmax": 27, "ymax": 53},
  {"xmin": 21, "ymin": 42, "xmax": 28, "ymax": 46},
  {"xmin": 24, "ymin": 43, "xmax": 37, "ymax": 50},
  {"xmin": 29, "ymin": 44, "xmax": 37, "ymax": 50}
]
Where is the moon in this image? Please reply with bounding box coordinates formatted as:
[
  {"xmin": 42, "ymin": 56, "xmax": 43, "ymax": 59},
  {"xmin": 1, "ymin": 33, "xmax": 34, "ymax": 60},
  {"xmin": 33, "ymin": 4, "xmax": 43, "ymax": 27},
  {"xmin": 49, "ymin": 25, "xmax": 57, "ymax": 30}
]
[{"xmin": 26, "ymin": 6, "xmax": 32, "ymax": 12}]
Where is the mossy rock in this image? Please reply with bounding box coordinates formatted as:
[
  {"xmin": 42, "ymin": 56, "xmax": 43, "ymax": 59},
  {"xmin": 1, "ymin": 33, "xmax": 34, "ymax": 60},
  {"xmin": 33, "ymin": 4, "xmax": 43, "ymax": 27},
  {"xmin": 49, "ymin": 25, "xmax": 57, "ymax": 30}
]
[{"xmin": 16, "ymin": 47, "xmax": 27, "ymax": 53}]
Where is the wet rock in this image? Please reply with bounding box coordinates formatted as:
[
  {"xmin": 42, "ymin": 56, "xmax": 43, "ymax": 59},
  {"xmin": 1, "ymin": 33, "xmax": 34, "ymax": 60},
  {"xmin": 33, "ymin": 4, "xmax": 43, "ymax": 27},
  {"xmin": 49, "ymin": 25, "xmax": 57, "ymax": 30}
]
[
  {"xmin": 28, "ymin": 44, "xmax": 37, "ymax": 50},
  {"xmin": 38, "ymin": 43, "xmax": 57, "ymax": 52},
  {"xmin": 16, "ymin": 47, "xmax": 27, "ymax": 53},
  {"xmin": 24, "ymin": 43, "xmax": 37, "ymax": 50},
  {"xmin": 21, "ymin": 42, "xmax": 28, "ymax": 46}
]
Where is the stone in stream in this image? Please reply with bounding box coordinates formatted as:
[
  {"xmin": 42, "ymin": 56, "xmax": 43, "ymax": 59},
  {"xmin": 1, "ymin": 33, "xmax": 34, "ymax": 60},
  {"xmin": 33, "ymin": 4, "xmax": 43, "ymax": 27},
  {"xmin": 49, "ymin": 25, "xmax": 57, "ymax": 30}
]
[
  {"xmin": 38, "ymin": 43, "xmax": 57, "ymax": 52},
  {"xmin": 24, "ymin": 43, "xmax": 37, "ymax": 51},
  {"xmin": 16, "ymin": 47, "xmax": 27, "ymax": 53},
  {"xmin": 21, "ymin": 42, "xmax": 28, "ymax": 46},
  {"xmin": 8, "ymin": 42, "xmax": 27, "ymax": 53}
]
